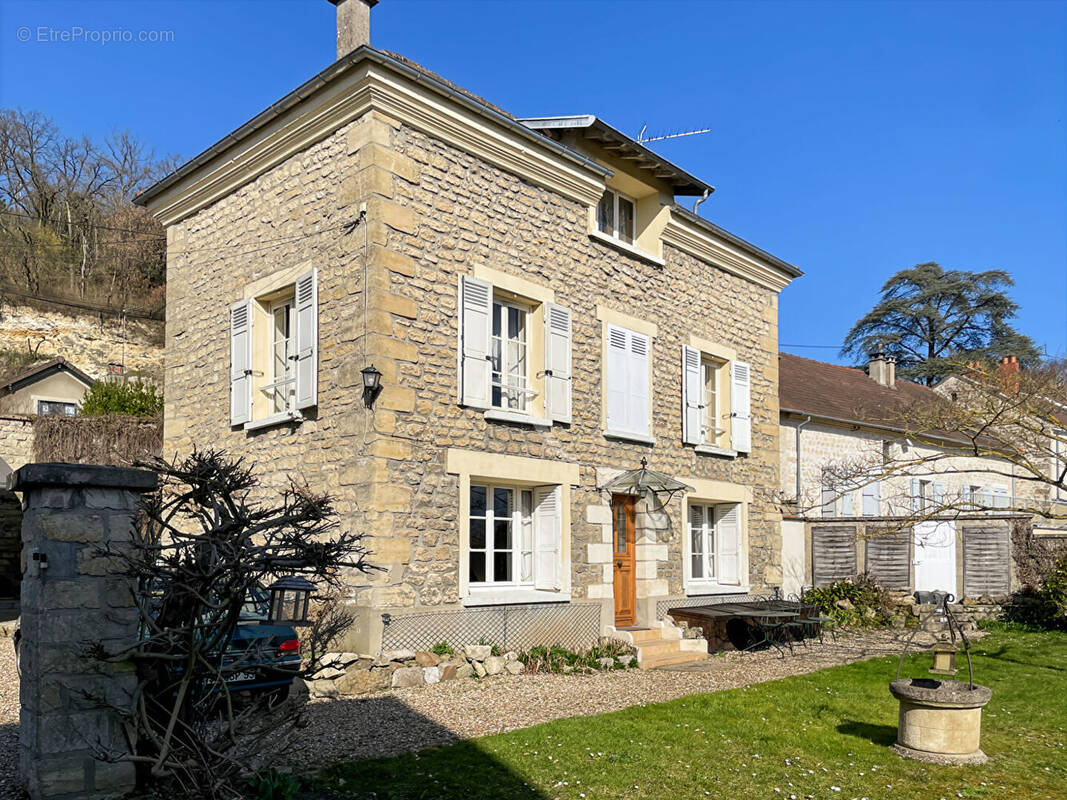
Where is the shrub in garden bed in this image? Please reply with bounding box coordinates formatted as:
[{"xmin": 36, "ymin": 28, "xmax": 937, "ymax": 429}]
[
  {"xmin": 802, "ymin": 575, "xmax": 895, "ymax": 628},
  {"xmin": 518, "ymin": 639, "xmax": 638, "ymax": 674}
]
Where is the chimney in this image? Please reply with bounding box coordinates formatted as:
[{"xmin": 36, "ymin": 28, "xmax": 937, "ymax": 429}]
[
  {"xmin": 998, "ymin": 355, "xmax": 1020, "ymax": 393},
  {"xmin": 868, "ymin": 351, "xmax": 896, "ymax": 388},
  {"xmin": 328, "ymin": 0, "xmax": 377, "ymax": 59}
]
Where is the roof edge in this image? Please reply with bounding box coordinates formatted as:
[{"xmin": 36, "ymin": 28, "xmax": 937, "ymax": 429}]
[{"xmin": 137, "ymin": 47, "xmax": 611, "ymax": 209}]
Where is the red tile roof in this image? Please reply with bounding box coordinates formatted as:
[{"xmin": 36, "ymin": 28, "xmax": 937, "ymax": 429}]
[{"xmin": 778, "ymin": 352, "xmax": 938, "ymax": 428}]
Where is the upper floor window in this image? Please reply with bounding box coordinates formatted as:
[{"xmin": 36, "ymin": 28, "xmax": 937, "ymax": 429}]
[
  {"xmin": 681, "ymin": 345, "xmax": 751, "ymax": 454},
  {"xmin": 459, "ymin": 274, "xmax": 572, "ymax": 425},
  {"xmin": 605, "ymin": 324, "xmax": 651, "ymax": 439},
  {"xmin": 596, "ymin": 189, "xmax": 635, "ymax": 245},
  {"xmin": 491, "ymin": 299, "xmax": 529, "ymax": 413},
  {"xmin": 230, "ymin": 268, "xmax": 317, "ymax": 429}
]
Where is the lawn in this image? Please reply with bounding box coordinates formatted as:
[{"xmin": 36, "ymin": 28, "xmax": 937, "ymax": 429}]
[{"xmin": 313, "ymin": 627, "xmax": 1067, "ymax": 800}]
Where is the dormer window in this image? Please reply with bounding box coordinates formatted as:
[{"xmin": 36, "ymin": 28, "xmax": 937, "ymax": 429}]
[{"xmin": 596, "ymin": 189, "xmax": 635, "ymax": 245}]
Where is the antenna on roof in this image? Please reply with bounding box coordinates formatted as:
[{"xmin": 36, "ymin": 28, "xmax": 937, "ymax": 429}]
[{"xmin": 636, "ymin": 125, "xmax": 711, "ymax": 144}]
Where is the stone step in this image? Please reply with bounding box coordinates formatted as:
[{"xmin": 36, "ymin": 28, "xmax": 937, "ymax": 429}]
[
  {"xmin": 628, "ymin": 627, "xmax": 670, "ymax": 645},
  {"xmin": 640, "ymin": 647, "xmax": 709, "ymax": 669}
]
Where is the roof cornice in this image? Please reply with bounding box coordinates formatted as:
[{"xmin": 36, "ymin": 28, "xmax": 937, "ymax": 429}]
[
  {"xmin": 137, "ymin": 48, "xmax": 611, "ymax": 226},
  {"xmin": 662, "ymin": 205, "xmax": 801, "ymax": 292}
]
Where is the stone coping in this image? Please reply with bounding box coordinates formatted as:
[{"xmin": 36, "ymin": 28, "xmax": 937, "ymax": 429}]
[
  {"xmin": 889, "ymin": 677, "xmax": 992, "ymax": 708},
  {"xmin": 9, "ymin": 462, "xmax": 157, "ymax": 493}
]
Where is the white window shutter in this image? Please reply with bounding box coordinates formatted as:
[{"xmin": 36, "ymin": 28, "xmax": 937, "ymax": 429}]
[
  {"xmin": 533, "ymin": 485, "xmax": 562, "ymax": 591},
  {"xmin": 682, "ymin": 345, "xmax": 702, "ymax": 445},
  {"xmin": 862, "ymin": 482, "xmax": 880, "ymax": 516},
  {"xmin": 841, "ymin": 491, "xmax": 855, "ymax": 516},
  {"xmin": 730, "ymin": 361, "xmax": 751, "ymax": 452},
  {"xmin": 459, "ymin": 275, "xmax": 492, "ymax": 408},
  {"xmin": 715, "ymin": 504, "xmax": 741, "ymax": 585},
  {"xmin": 911, "ymin": 478, "xmax": 922, "ymax": 512},
  {"xmin": 933, "ymin": 481, "xmax": 944, "ymax": 508},
  {"xmin": 229, "ymin": 300, "xmax": 253, "ymax": 426},
  {"xmin": 544, "ymin": 303, "xmax": 572, "ymax": 424},
  {"xmin": 606, "ymin": 325, "xmax": 629, "ymax": 431},
  {"xmin": 294, "ymin": 268, "xmax": 318, "ymax": 411},
  {"xmin": 993, "ymin": 486, "xmax": 1009, "ymax": 508},
  {"xmin": 820, "ymin": 486, "xmax": 836, "ymax": 517},
  {"xmin": 629, "ymin": 332, "xmax": 650, "ymax": 436}
]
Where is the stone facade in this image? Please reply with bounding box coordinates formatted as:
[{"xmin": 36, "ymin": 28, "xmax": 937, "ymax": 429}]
[{"xmin": 156, "ymin": 56, "xmax": 795, "ymax": 654}]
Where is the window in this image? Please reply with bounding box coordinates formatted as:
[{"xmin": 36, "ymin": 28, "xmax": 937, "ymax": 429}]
[
  {"xmin": 605, "ymin": 324, "xmax": 651, "ymax": 438},
  {"xmin": 596, "ymin": 189, "xmax": 635, "ymax": 245},
  {"xmin": 268, "ymin": 298, "xmax": 294, "ymax": 414},
  {"xmin": 491, "ymin": 299, "xmax": 529, "ymax": 412},
  {"xmin": 911, "ymin": 478, "xmax": 942, "ymax": 513},
  {"xmin": 459, "ymin": 274, "xmax": 572, "ymax": 424},
  {"xmin": 687, "ymin": 502, "xmax": 741, "ymax": 587},
  {"xmin": 681, "ymin": 344, "xmax": 750, "ymax": 453},
  {"xmin": 37, "ymin": 400, "xmax": 76, "ymax": 417},
  {"xmin": 702, "ymin": 358, "xmax": 721, "ymax": 447},
  {"xmin": 468, "ymin": 485, "xmax": 534, "ymax": 585},
  {"xmin": 466, "ymin": 481, "xmax": 563, "ymax": 597},
  {"xmin": 230, "ymin": 268, "xmax": 317, "ymax": 428}
]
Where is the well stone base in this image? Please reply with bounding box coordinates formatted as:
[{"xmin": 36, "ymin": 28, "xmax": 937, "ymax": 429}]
[{"xmin": 891, "ymin": 743, "xmax": 988, "ymax": 765}]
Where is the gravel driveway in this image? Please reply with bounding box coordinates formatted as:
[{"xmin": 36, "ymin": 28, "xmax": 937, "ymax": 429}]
[
  {"xmin": 276, "ymin": 629, "xmax": 926, "ymax": 772},
  {"xmin": 0, "ymin": 628, "xmax": 931, "ymax": 797}
]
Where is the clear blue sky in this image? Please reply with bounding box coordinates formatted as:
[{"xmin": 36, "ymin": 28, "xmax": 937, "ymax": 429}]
[{"xmin": 2, "ymin": 0, "xmax": 1064, "ymax": 360}]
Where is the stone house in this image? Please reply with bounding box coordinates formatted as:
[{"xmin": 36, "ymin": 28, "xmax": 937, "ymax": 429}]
[
  {"xmin": 137, "ymin": 0, "xmax": 801, "ymax": 661},
  {"xmin": 778, "ymin": 351, "xmax": 1048, "ymax": 601}
]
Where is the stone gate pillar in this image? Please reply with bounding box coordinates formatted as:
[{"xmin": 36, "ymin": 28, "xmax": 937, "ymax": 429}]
[{"xmin": 12, "ymin": 463, "xmax": 157, "ymax": 800}]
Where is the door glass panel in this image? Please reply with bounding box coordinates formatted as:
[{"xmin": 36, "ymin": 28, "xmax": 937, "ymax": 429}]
[{"xmin": 614, "ymin": 500, "xmax": 627, "ymax": 553}]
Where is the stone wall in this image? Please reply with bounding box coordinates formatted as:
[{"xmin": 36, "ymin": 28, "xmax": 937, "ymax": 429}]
[
  {"xmin": 14, "ymin": 463, "xmax": 156, "ymax": 799},
  {"xmin": 0, "ymin": 299, "xmax": 163, "ymax": 381},
  {"xmin": 162, "ymin": 110, "xmax": 785, "ymax": 651}
]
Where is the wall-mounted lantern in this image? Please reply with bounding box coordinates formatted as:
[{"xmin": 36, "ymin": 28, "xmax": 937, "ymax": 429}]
[
  {"xmin": 267, "ymin": 576, "xmax": 315, "ymax": 625},
  {"xmin": 361, "ymin": 364, "xmax": 383, "ymax": 407}
]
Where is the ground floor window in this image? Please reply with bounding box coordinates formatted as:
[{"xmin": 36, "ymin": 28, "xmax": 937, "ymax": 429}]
[
  {"xmin": 467, "ymin": 482, "xmax": 563, "ymax": 593},
  {"xmin": 37, "ymin": 400, "xmax": 77, "ymax": 416},
  {"xmin": 687, "ymin": 501, "xmax": 741, "ymax": 587},
  {"xmin": 469, "ymin": 484, "xmax": 534, "ymax": 585}
]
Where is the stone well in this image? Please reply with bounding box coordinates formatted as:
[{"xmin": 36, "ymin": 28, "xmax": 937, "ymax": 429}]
[{"xmin": 889, "ymin": 677, "xmax": 992, "ymax": 764}]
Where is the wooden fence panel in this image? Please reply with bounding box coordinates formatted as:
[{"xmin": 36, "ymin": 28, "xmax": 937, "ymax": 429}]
[
  {"xmin": 865, "ymin": 526, "xmax": 911, "ymax": 588},
  {"xmin": 962, "ymin": 523, "xmax": 1010, "ymax": 597},
  {"xmin": 812, "ymin": 525, "xmax": 858, "ymax": 587}
]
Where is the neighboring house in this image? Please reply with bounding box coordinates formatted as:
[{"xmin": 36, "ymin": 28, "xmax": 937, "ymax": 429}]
[
  {"xmin": 136, "ymin": 1, "xmax": 800, "ymax": 660},
  {"xmin": 778, "ymin": 352, "xmax": 1046, "ymax": 600},
  {"xmin": 936, "ymin": 358, "xmax": 1067, "ymax": 537},
  {"xmin": 0, "ymin": 357, "xmax": 94, "ymax": 417}
]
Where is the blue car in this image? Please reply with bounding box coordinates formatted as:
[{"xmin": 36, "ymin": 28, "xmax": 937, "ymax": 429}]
[{"xmin": 221, "ymin": 583, "xmax": 303, "ymax": 702}]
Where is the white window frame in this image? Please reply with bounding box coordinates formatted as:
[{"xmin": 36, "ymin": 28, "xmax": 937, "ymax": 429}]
[
  {"xmin": 265, "ymin": 297, "xmax": 295, "ymax": 415},
  {"xmin": 596, "ymin": 188, "xmax": 636, "ymax": 245},
  {"xmin": 684, "ymin": 500, "xmax": 745, "ymax": 594},
  {"xmin": 490, "ymin": 297, "xmax": 532, "ymax": 414},
  {"xmin": 467, "ymin": 483, "xmax": 535, "ymax": 589}
]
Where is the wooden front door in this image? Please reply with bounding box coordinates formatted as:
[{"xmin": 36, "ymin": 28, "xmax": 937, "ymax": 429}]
[{"xmin": 612, "ymin": 494, "xmax": 637, "ymax": 626}]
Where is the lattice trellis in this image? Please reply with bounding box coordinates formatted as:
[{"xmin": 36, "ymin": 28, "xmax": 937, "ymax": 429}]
[
  {"xmin": 656, "ymin": 592, "xmax": 754, "ymax": 620},
  {"xmin": 380, "ymin": 603, "xmax": 603, "ymax": 652}
]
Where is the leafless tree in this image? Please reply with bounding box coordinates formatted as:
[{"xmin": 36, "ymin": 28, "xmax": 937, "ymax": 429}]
[{"xmin": 87, "ymin": 450, "xmax": 376, "ymax": 798}]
